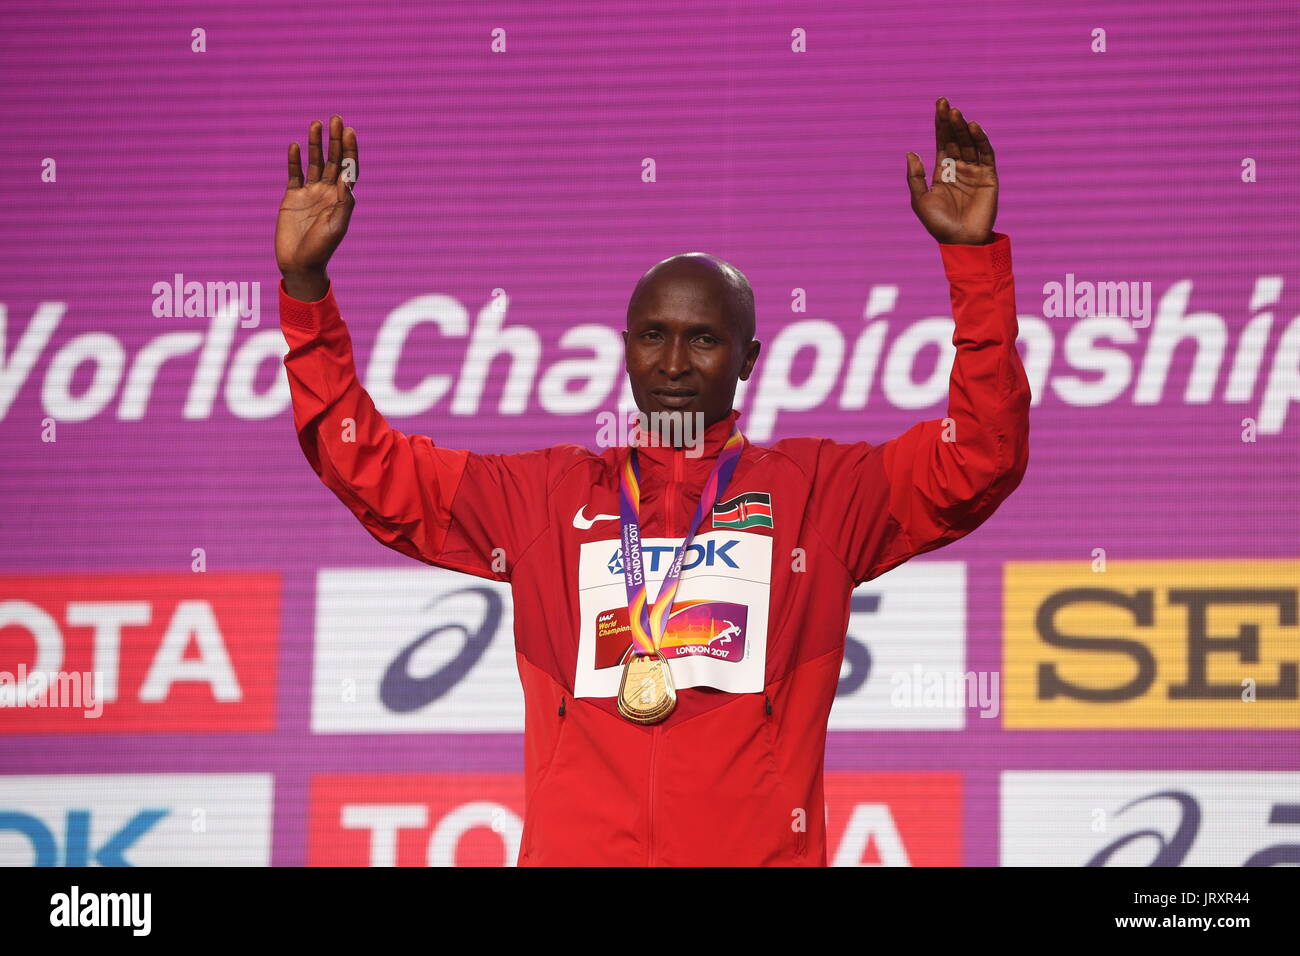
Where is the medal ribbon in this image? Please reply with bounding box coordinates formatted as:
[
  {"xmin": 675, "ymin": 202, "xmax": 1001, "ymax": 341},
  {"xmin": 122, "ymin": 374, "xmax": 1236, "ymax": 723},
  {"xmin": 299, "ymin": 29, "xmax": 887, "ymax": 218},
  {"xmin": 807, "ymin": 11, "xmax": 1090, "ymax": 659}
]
[{"xmin": 619, "ymin": 422, "xmax": 745, "ymax": 658}]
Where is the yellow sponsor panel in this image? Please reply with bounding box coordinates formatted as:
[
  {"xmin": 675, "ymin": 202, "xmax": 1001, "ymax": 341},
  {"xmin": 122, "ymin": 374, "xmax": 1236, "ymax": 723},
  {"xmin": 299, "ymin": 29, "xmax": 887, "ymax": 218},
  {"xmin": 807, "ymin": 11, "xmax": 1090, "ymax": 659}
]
[{"xmin": 1004, "ymin": 560, "xmax": 1300, "ymax": 728}]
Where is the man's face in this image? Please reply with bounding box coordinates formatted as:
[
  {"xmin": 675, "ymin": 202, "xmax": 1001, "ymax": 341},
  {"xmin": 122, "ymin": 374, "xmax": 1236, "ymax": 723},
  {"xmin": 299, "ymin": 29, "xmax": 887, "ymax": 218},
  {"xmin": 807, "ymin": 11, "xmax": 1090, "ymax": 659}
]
[{"xmin": 622, "ymin": 271, "xmax": 760, "ymax": 431}]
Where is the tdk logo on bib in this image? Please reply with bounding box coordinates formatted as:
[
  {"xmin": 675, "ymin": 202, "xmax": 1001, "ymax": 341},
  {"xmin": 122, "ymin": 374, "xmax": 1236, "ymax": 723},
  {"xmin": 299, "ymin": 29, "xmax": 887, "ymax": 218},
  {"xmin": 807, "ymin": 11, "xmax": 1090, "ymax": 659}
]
[
  {"xmin": 577, "ymin": 531, "xmax": 771, "ymax": 698},
  {"xmin": 607, "ymin": 539, "xmax": 741, "ymax": 576}
]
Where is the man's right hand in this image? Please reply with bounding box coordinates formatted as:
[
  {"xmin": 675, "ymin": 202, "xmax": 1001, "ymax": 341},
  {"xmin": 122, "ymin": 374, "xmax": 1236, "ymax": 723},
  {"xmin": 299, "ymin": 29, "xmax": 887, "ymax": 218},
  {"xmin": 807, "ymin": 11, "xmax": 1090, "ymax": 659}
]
[{"xmin": 276, "ymin": 114, "xmax": 358, "ymax": 302}]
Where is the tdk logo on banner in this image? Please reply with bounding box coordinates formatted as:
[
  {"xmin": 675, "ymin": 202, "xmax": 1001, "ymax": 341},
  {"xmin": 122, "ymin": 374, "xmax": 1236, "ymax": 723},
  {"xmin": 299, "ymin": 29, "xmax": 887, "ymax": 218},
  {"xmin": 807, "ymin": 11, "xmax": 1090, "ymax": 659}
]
[
  {"xmin": 607, "ymin": 539, "xmax": 741, "ymax": 576},
  {"xmin": 1, "ymin": 810, "xmax": 167, "ymax": 867}
]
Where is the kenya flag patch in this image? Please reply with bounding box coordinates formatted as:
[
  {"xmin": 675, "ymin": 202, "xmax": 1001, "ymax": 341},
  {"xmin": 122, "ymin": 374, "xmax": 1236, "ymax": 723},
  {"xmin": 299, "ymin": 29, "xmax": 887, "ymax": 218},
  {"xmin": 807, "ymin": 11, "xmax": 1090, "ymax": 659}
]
[{"xmin": 713, "ymin": 492, "xmax": 773, "ymax": 530}]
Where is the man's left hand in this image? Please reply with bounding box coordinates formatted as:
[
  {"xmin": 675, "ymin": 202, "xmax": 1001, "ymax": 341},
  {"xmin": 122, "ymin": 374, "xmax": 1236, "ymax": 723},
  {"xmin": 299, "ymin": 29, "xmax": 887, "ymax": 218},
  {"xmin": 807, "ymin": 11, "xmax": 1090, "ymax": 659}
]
[{"xmin": 906, "ymin": 97, "xmax": 998, "ymax": 245}]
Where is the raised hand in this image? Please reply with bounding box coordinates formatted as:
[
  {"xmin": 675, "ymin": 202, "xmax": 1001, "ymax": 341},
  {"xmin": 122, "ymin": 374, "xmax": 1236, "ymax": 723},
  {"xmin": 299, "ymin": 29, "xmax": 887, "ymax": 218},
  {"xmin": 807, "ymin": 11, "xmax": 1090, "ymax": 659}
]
[
  {"xmin": 276, "ymin": 115, "xmax": 358, "ymax": 299},
  {"xmin": 906, "ymin": 97, "xmax": 997, "ymax": 245}
]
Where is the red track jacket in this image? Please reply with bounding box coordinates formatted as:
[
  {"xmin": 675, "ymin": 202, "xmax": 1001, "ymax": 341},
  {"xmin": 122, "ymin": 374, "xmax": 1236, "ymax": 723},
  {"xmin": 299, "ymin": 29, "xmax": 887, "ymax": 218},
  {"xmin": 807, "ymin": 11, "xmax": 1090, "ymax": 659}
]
[{"xmin": 277, "ymin": 233, "xmax": 1030, "ymax": 866}]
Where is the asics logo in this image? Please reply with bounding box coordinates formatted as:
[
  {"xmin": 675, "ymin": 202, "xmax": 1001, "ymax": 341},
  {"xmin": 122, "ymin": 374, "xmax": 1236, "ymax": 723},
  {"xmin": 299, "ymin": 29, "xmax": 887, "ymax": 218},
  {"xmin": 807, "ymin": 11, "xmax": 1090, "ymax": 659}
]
[{"xmin": 573, "ymin": 505, "xmax": 619, "ymax": 530}]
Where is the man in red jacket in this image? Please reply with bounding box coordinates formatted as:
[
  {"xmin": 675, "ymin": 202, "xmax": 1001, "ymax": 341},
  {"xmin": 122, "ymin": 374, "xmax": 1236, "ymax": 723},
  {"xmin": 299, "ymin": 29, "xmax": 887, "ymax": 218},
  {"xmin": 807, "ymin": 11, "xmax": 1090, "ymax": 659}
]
[{"xmin": 275, "ymin": 98, "xmax": 1029, "ymax": 866}]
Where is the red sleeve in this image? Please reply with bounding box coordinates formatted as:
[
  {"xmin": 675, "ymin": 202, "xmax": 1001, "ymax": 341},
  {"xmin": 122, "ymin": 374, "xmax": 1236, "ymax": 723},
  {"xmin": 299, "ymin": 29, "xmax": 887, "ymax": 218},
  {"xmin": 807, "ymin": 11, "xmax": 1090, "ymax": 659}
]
[
  {"xmin": 803, "ymin": 232, "xmax": 1031, "ymax": 584},
  {"xmin": 278, "ymin": 280, "xmax": 556, "ymax": 581}
]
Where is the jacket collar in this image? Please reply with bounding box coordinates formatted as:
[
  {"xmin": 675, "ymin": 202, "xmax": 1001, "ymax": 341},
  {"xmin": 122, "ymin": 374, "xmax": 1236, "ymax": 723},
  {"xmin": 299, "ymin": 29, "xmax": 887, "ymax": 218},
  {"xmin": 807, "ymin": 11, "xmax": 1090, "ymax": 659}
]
[{"xmin": 630, "ymin": 408, "xmax": 744, "ymax": 466}]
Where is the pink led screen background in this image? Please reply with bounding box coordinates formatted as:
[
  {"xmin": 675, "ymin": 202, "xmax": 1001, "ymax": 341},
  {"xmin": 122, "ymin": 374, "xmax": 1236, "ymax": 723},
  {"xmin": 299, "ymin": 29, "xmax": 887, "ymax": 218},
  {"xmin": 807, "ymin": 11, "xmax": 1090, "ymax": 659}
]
[{"xmin": 1, "ymin": 1, "xmax": 1298, "ymax": 866}]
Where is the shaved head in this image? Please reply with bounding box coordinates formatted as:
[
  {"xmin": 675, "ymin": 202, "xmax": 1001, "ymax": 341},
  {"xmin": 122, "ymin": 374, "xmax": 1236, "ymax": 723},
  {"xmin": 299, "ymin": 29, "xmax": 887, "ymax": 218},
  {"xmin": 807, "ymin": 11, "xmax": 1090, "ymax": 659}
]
[
  {"xmin": 627, "ymin": 253, "xmax": 755, "ymax": 344},
  {"xmin": 622, "ymin": 252, "xmax": 761, "ymax": 430}
]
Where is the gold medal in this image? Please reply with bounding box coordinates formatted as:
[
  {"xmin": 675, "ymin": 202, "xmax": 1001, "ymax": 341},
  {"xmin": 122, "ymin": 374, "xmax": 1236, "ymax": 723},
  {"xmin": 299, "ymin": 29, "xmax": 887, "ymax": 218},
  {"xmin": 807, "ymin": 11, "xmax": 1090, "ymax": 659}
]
[
  {"xmin": 615, "ymin": 424, "xmax": 744, "ymax": 725},
  {"xmin": 617, "ymin": 652, "xmax": 677, "ymax": 724}
]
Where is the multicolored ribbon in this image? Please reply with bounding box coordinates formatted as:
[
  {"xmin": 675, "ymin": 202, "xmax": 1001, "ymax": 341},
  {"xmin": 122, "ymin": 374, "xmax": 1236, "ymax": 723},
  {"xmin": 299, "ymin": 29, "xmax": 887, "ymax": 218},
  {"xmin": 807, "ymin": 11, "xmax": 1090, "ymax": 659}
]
[{"xmin": 618, "ymin": 422, "xmax": 745, "ymax": 658}]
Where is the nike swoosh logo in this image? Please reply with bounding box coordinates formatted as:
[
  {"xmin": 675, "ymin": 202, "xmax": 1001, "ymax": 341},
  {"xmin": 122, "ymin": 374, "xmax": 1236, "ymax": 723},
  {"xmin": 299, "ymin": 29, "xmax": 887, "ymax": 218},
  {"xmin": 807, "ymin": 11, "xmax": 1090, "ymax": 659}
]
[{"xmin": 573, "ymin": 505, "xmax": 619, "ymax": 530}]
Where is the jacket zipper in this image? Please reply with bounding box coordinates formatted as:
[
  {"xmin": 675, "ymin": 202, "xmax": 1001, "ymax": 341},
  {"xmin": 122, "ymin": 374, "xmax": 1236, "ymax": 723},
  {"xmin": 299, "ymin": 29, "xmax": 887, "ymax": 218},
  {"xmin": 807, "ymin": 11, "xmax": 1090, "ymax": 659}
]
[
  {"xmin": 668, "ymin": 449, "xmax": 683, "ymax": 535},
  {"xmin": 648, "ymin": 450, "xmax": 683, "ymax": 866},
  {"xmin": 648, "ymin": 725, "xmax": 659, "ymax": 866}
]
